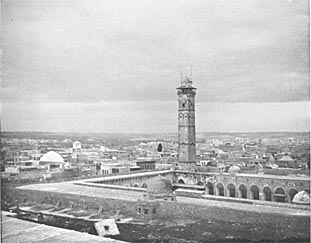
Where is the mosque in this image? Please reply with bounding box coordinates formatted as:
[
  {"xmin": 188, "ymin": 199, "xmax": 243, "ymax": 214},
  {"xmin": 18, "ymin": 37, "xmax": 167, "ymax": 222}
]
[
  {"xmin": 74, "ymin": 76, "xmax": 309, "ymax": 206},
  {"xmin": 7, "ymin": 76, "xmax": 310, "ymax": 241}
]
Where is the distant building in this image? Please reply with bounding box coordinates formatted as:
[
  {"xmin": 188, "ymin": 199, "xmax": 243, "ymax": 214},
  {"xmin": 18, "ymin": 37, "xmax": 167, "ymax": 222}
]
[
  {"xmin": 201, "ymin": 152, "xmax": 215, "ymax": 160},
  {"xmin": 266, "ymin": 145, "xmax": 281, "ymax": 154},
  {"xmin": 155, "ymin": 163, "xmax": 174, "ymax": 170},
  {"xmin": 39, "ymin": 151, "xmax": 65, "ymax": 172},
  {"xmin": 219, "ymin": 143, "xmax": 243, "ymax": 152},
  {"xmin": 277, "ymin": 155, "xmax": 298, "ymax": 168},
  {"xmin": 5, "ymin": 166, "xmax": 45, "ymax": 181},
  {"xmin": 136, "ymin": 158, "xmax": 156, "ymax": 170},
  {"xmin": 101, "ymin": 163, "xmax": 130, "ymax": 175},
  {"xmin": 31, "ymin": 153, "xmax": 43, "ymax": 161},
  {"xmin": 13, "ymin": 156, "xmax": 30, "ymax": 165},
  {"xmin": 71, "ymin": 153, "xmax": 89, "ymax": 164},
  {"xmin": 104, "ymin": 149, "xmax": 132, "ymax": 160},
  {"xmin": 72, "ymin": 141, "xmax": 82, "ymax": 153}
]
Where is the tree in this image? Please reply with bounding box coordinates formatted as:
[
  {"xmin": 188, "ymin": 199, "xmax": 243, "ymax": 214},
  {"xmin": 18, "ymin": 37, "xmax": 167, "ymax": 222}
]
[{"xmin": 157, "ymin": 143, "xmax": 162, "ymax": 152}]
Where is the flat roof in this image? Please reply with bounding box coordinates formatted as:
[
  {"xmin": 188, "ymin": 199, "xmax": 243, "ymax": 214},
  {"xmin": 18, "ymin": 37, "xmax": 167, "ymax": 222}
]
[
  {"xmin": 175, "ymin": 170, "xmax": 310, "ymax": 182},
  {"xmin": 1, "ymin": 212, "xmax": 125, "ymax": 243}
]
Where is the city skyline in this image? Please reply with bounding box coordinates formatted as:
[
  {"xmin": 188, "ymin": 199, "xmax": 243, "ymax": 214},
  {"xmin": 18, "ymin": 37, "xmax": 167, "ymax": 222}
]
[{"xmin": 2, "ymin": 0, "xmax": 310, "ymax": 133}]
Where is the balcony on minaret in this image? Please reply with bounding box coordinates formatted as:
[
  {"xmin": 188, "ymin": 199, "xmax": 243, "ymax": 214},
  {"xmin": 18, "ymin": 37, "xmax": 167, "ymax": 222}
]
[{"xmin": 177, "ymin": 77, "xmax": 196, "ymax": 95}]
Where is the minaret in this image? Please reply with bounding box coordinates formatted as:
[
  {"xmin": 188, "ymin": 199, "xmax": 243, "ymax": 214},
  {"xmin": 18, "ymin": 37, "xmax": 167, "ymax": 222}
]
[{"xmin": 177, "ymin": 76, "xmax": 196, "ymax": 170}]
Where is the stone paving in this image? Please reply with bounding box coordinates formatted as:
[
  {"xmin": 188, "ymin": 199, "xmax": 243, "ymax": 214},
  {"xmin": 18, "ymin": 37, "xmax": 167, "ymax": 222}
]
[{"xmin": 1, "ymin": 212, "xmax": 126, "ymax": 243}]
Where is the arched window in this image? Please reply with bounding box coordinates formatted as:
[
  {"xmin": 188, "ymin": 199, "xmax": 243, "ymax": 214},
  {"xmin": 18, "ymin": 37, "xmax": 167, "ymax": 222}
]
[
  {"xmin": 239, "ymin": 184, "xmax": 247, "ymax": 199},
  {"xmin": 216, "ymin": 183, "xmax": 224, "ymax": 196},
  {"xmin": 263, "ymin": 187, "xmax": 272, "ymax": 201},
  {"xmin": 142, "ymin": 183, "xmax": 147, "ymax": 189},
  {"xmin": 289, "ymin": 188, "xmax": 298, "ymax": 202},
  {"xmin": 206, "ymin": 182, "xmax": 214, "ymax": 195},
  {"xmin": 275, "ymin": 187, "xmax": 286, "ymax": 203},
  {"xmin": 178, "ymin": 179, "xmax": 185, "ymax": 184},
  {"xmin": 250, "ymin": 185, "xmax": 260, "ymax": 200},
  {"xmin": 227, "ymin": 184, "xmax": 236, "ymax": 197}
]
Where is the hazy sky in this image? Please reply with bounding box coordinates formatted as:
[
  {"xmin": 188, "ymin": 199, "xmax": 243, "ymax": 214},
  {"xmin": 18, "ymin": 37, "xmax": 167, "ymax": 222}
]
[{"xmin": 2, "ymin": 0, "xmax": 310, "ymax": 133}]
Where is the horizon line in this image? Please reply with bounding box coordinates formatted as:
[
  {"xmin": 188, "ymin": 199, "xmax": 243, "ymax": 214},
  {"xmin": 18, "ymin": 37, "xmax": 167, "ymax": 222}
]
[{"xmin": 1, "ymin": 130, "xmax": 310, "ymax": 135}]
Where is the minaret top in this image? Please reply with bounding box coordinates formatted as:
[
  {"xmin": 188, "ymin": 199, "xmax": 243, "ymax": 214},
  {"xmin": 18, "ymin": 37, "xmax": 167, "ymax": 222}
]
[{"xmin": 177, "ymin": 76, "xmax": 196, "ymax": 90}]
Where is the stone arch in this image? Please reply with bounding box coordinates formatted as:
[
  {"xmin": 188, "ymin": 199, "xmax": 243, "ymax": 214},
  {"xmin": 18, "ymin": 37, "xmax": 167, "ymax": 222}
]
[
  {"xmin": 142, "ymin": 183, "xmax": 147, "ymax": 189},
  {"xmin": 275, "ymin": 187, "xmax": 286, "ymax": 203},
  {"xmin": 178, "ymin": 179, "xmax": 185, "ymax": 184},
  {"xmin": 250, "ymin": 185, "xmax": 260, "ymax": 200},
  {"xmin": 227, "ymin": 183, "xmax": 236, "ymax": 197},
  {"xmin": 288, "ymin": 188, "xmax": 298, "ymax": 202},
  {"xmin": 263, "ymin": 186, "xmax": 272, "ymax": 201},
  {"xmin": 206, "ymin": 182, "xmax": 214, "ymax": 195},
  {"xmin": 239, "ymin": 184, "xmax": 247, "ymax": 199},
  {"xmin": 216, "ymin": 183, "xmax": 224, "ymax": 196}
]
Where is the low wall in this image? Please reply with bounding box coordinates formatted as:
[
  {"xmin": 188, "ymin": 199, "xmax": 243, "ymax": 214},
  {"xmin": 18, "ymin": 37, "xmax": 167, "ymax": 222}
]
[
  {"xmin": 12, "ymin": 188, "xmax": 137, "ymax": 217},
  {"xmin": 10, "ymin": 187, "xmax": 310, "ymax": 223},
  {"xmin": 80, "ymin": 170, "xmax": 174, "ymax": 188},
  {"xmin": 74, "ymin": 181, "xmax": 147, "ymax": 192},
  {"xmin": 201, "ymin": 195, "xmax": 310, "ymax": 210},
  {"xmin": 7, "ymin": 186, "xmax": 310, "ymax": 243}
]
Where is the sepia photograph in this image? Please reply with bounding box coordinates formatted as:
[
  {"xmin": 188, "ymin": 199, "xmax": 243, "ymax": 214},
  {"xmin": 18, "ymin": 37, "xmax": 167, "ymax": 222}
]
[{"xmin": 1, "ymin": 0, "xmax": 310, "ymax": 242}]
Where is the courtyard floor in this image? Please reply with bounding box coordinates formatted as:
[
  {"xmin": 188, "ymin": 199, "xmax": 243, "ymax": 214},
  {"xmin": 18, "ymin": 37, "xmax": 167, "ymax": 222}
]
[{"xmin": 17, "ymin": 180, "xmax": 310, "ymax": 217}]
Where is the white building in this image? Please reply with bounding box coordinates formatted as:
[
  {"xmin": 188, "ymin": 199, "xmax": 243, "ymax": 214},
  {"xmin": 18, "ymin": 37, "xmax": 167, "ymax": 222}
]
[{"xmin": 73, "ymin": 141, "xmax": 82, "ymax": 153}]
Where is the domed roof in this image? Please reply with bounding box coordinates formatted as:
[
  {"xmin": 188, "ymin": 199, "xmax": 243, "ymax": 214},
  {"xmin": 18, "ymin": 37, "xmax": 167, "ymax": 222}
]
[
  {"xmin": 147, "ymin": 175, "xmax": 173, "ymax": 196},
  {"xmin": 40, "ymin": 151, "xmax": 64, "ymax": 163},
  {"xmin": 228, "ymin": 165, "xmax": 240, "ymax": 175},
  {"xmin": 279, "ymin": 155, "xmax": 294, "ymax": 162},
  {"xmin": 293, "ymin": 190, "xmax": 310, "ymax": 205}
]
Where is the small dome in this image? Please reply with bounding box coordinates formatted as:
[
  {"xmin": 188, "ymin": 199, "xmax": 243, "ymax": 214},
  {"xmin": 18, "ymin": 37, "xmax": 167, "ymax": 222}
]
[
  {"xmin": 147, "ymin": 175, "xmax": 173, "ymax": 197},
  {"xmin": 40, "ymin": 151, "xmax": 64, "ymax": 163},
  {"xmin": 228, "ymin": 165, "xmax": 240, "ymax": 175},
  {"xmin": 293, "ymin": 191, "xmax": 310, "ymax": 205},
  {"xmin": 279, "ymin": 155, "xmax": 294, "ymax": 162}
]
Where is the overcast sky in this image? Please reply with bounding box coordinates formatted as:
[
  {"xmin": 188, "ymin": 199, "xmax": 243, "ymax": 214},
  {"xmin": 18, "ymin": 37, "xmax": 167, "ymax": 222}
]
[{"xmin": 2, "ymin": 0, "xmax": 310, "ymax": 133}]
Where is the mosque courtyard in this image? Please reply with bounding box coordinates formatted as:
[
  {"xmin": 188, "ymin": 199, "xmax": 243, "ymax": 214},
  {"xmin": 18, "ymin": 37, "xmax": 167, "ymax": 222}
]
[{"xmin": 7, "ymin": 178, "xmax": 309, "ymax": 242}]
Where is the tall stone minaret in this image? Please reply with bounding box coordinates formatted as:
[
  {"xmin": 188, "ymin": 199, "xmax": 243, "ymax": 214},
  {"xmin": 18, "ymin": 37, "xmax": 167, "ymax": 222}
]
[{"xmin": 177, "ymin": 76, "xmax": 196, "ymax": 169}]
